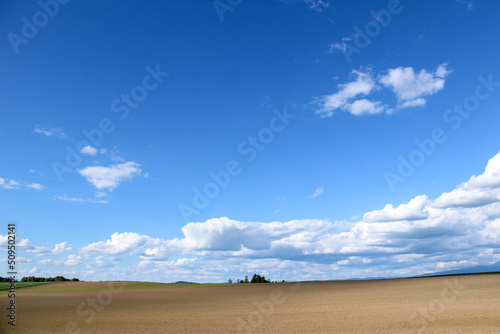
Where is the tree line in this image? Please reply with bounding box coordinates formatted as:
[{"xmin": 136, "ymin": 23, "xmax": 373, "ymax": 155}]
[
  {"xmin": 227, "ymin": 274, "xmax": 285, "ymax": 284},
  {"xmin": 10, "ymin": 276, "xmax": 80, "ymax": 282}
]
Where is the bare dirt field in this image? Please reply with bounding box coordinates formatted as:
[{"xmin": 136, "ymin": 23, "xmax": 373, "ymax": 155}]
[{"xmin": 2, "ymin": 274, "xmax": 499, "ymax": 333}]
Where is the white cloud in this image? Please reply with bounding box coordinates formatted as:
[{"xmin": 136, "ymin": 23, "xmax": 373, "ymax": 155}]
[
  {"xmin": 436, "ymin": 260, "xmax": 477, "ymax": 269},
  {"xmin": 399, "ymin": 98, "xmax": 427, "ymax": 109},
  {"xmin": 281, "ymin": 0, "xmax": 330, "ymax": 12},
  {"xmin": 53, "ymin": 242, "xmax": 73, "ymax": 254},
  {"xmin": 0, "ymin": 177, "xmax": 44, "ymax": 191},
  {"xmin": 317, "ymin": 70, "xmax": 377, "ymax": 117},
  {"xmin": 316, "ymin": 64, "xmax": 450, "ymax": 117},
  {"xmin": 78, "ymin": 162, "xmax": 142, "ymax": 191},
  {"xmin": 434, "ymin": 188, "xmax": 500, "ymax": 208},
  {"xmin": 55, "ymin": 195, "xmax": 108, "ymax": 204},
  {"xmin": 22, "ymin": 152, "xmax": 500, "ymax": 282},
  {"xmin": 64, "ymin": 254, "xmax": 83, "ymax": 266},
  {"xmin": 329, "ymin": 42, "xmax": 346, "ymax": 53},
  {"xmin": 329, "ymin": 36, "xmax": 354, "ymax": 53},
  {"xmin": 80, "ymin": 145, "xmax": 98, "ymax": 156},
  {"xmin": 33, "ymin": 125, "xmax": 66, "ymax": 138},
  {"xmin": 0, "ymin": 177, "xmax": 20, "ymax": 189},
  {"xmin": 0, "ymin": 236, "xmax": 30, "ymax": 248},
  {"xmin": 27, "ymin": 183, "xmax": 44, "ymax": 190},
  {"xmin": 379, "ymin": 63, "xmax": 450, "ymax": 107},
  {"xmin": 92, "ymin": 256, "xmax": 120, "ymax": 268},
  {"xmin": 466, "ymin": 153, "xmax": 500, "ymax": 189},
  {"xmin": 302, "ymin": 0, "xmax": 329, "ymax": 11},
  {"xmin": 308, "ymin": 187, "xmax": 324, "ymax": 198},
  {"xmin": 344, "ymin": 99, "xmax": 385, "ymax": 115},
  {"xmin": 363, "ymin": 195, "xmax": 430, "ymax": 222},
  {"xmin": 27, "ymin": 241, "xmax": 73, "ymax": 255},
  {"xmin": 40, "ymin": 254, "xmax": 83, "ymax": 266},
  {"xmin": 434, "ymin": 153, "xmax": 500, "ymax": 208},
  {"xmin": 27, "ymin": 246, "xmax": 52, "ymax": 255},
  {"xmin": 80, "ymin": 232, "xmax": 149, "ymax": 255}
]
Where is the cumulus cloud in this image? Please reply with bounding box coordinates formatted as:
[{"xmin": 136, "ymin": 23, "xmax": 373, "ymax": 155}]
[
  {"xmin": 72, "ymin": 152, "xmax": 500, "ymax": 280},
  {"xmin": 363, "ymin": 195, "xmax": 430, "ymax": 222},
  {"xmin": 80, "ymin": 145, "xmax": 98, "ymax": 156},
  {"xmin": 78, "ymin": 162, "xmax": 142, "ymax": 191},
  {"xmin": 53, "ymin": 242, "xmax": 73, "ymax": 254},
  {"xmin": 466, "ymin": 153, "xmax": 500, "ymax": 189},
  {"xmin": 33, "ymin": 125, "xmax": 66, "ymax": 138},
  {"xmin": 379, "ymin": 63, "xmax": 450, "ymax": 108},
  {"xmin": 434, "ymin": 153, "xmax": 500, "ymax": 208},
  {"xmin": 80, "ymin": 232, "xmax": 149, "ymax": 255},
  {"xmin": 308, "ymin": 187, "xmax": 324, "ymax": 198}
]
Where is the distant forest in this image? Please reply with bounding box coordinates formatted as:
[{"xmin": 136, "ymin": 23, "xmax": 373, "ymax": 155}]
[
  {"xmin": 0, "ymin": 276, "xmax": 79, "ymax": 282},
  {"xmin": 228, "ymin": 274, "xmax": 285, "ymax": 284}
]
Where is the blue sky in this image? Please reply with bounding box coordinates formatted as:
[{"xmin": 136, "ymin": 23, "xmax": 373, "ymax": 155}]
[{"xmin": 1, "ymin": 0, "xmax": 499, "ymax": 282}]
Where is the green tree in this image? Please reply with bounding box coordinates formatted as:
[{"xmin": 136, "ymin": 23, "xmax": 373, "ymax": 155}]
[{"xmin": 250, "ymin": 274, "xmax": 270, "ymax": 283}]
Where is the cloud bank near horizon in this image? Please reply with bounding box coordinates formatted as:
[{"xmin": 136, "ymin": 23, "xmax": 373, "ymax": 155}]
[{"xmin": 4, "ymin": 151, "xmax": 500, "ymax": 282}]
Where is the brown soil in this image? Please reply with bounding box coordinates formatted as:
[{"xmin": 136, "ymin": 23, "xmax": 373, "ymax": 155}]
[{"xmin": 2, "ymin": 275, "xmax": 499, "ymax": 333}]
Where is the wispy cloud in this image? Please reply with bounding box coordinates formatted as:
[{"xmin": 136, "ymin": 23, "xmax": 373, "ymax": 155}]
[
  {"xmin": 279, "ymin": 0, "xmax": 330, "ymax": 12},
  {"xmin": 39, "ymin": 254, "xmax": 83, "ymax": 266},
  {"xmin": 456, "ymin": 0, "xmax": 474, "ymax": 11},
  {"xmin": 0, "ymin": 177, "xmax": 44, "ymax": 190},
  {"xmin": 308, "ymin": 187, "xmax": 324, "ymax": 198},
  {"xmin": 302, "ymin": 0, "xmax": 329, "ymax": 12},
  {"xmin": 33, "ymin": 125, "xmax": 66, "ymax": 138},
  {"xmin": 0, "ymin": 177, "xmax": 20, "ymax": 189},
  {"xmin": 316, "ymin": 69, "xmax": 379, "ymax": 117},
  {"xmin": 55, "ymin": 195, "xmax": 108, "ymax": 204},
  {"xmin": 27, "ymin": 183, "xmax": 45, "ymax": 190},
  {"xmin": 328, "ymin": 36, "xmax": 353, "ymax": 53},
  {"xmin": 27, "ymin": 241, "xmax": 73, "ymax": 256}
]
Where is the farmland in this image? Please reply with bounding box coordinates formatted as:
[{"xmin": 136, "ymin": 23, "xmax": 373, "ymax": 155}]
[
  {"xmin": 1, "ymin": 274, "xmax": 499, "ymax": 333},
  {"xmin": 0, "ymin": 281, "xmax": 55, "ymax": 291}
]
